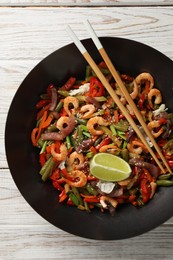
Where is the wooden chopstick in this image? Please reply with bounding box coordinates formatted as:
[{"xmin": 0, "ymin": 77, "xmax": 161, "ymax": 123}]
[
  {"xmin": 84, "ymin": 20, "xmax": 172, "ymax": 174},
  {"xmin": 66, "ymin": 25, "xmax": 170, "ymax": 174}
]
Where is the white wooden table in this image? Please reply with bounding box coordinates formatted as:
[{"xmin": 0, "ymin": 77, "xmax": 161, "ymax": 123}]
[{"xmin": 1, "ymin": 1, "xmax": 173, "ymax": 259}]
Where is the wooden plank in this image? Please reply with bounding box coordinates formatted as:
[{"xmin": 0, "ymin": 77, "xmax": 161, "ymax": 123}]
[
  {"xmin": 0, "ymin": 0, "xmax": 173, "ymax": 7},
  {"xmin": 0, "ymin": 7, "xmax": 173, "ymax": 61},
  {"xmin": 0, "ymin": 169, "xmax": 48, "ymax": 225},
  {"xmin": 0, "ymin": 223, "xmax": 173, "ymax": 259}
]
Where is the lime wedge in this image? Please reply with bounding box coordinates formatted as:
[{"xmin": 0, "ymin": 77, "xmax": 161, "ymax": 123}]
[{"xmin": 90, "ymin": 153, "xmax": 131, "ymax": 182}]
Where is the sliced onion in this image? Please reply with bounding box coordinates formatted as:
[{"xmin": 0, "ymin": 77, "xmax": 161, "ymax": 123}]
[
  {"xmin": 129, "ymin": 158, "xmax": 160, "ymax": 178},
  {"xmin": 85, "ymin": 96, "xmax": 101, "ymax": 109},
  {"xmin": 41, "ymin": 132, "xmax": 65, "ymax": 140},
  {"xmin": 49, "ymin": 88, "xmax": 58, "ymax": 111},
  {"xmin": 61, "ymin": 115, "xmax": 76, "ymax": 137}
]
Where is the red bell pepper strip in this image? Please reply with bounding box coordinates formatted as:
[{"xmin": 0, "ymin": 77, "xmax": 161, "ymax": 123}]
[
  {"xmin": 80, "ymin": 194, "xmax": 100, "ymax": 203},
  {"xmin": 60, "ymin": 77, "xmax": 76, "ymax": 91},
  {"xmin": 59, "ymin": 189, "xmax": 68, "ymax": 203},
  {"xmin": 36, "ymin": 99, "xmax": 51, "ymax": 109},
  {"xmin": 168, "ymin": 160, "xmax": 173, "ymax": 168},
  {"xmin": 95, "ymin": 136, "xmax": 111, "ymax": 151},
  {"xmin": 53, "ymin": 180, "xmax": 64, "ymax": 191},
  {"xmin": 50, "ymin": 168, "xmax": 60, "ymax": 180},
  {"xmin": 36, "ymin": 104, "xmax": 50, "ymax": 120},
  {"xmin": 39, "ymin": 152, "xmax": 46, "ymax": 167},
  {"xmin": 87, "ymin": 175, "xmax": 98, "ymax": 181},
  {"xmin": 138, "ymin": 93, "xmax": 145, "ymax": 110},
  {"xmin": 158, "ymin": 117, "xmax": 167, "ymax": 125},
  {"xmin": 31, "ymin": 127, "xmax": 39, "ymax": 146},
  {"xmin": 67, "ymin": 198, "xmax": 75, "ymax": 206},
  {"xmin": 98, "ymin": 61, "xmax": 108, "ymax": 69},
  {"xmin": 89, "ymin": 77, "xmax": 104, "ymax": 97},
  {"xmin": 36, "ymin": 111, "xmax": 53, "ymax": 142},
  {"xmin": 157, "ymin": 139, "xmax": 167, "ymax": 147},
  {"xmin": 61, "ymin": 167, "xmax": 74, "ymax": 181},
  {"xmin": 47, "ymin": 84, "xmax": 55, "ymax": 96},
  {"xmin": 140, "ymin": 178, "xmax": 151, "ymax": 203}
]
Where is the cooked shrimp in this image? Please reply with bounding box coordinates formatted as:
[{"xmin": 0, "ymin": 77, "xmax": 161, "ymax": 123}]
[
  {"xmin": 148, "ymin": 88, "xmax": 162, "ymax": 109},
  {"xmin": 147, "ymin": 120, "xmax": 164, "ymax": 138},
  {"xmin": 80, "ymin": 104, "xmax": 95, "ymax": 119},
  {"xmin": 87, "ymin": 116, "xmax": 109, "ymax": 135},
  {"xmin": 63, "ymin": 96, "xmax": 79, "ymax": 115},
  {"xmin": 100, "ymin": 196, "xmax": 118, "ymax": 209},
  {"xmin": 130, "ymin": 80, "xmax": 139, "ymax": 100},
  {"xmin": 56, "ymin": 115, "xmax": 76, "ymax": 137},
  {"xmin": 62, "ymin": 170, "xmax": 87, "ymax": 187},
  {"xmin": 99, "ymin": 144, "xmax": 120, "ymax": 154},
  {"xmin": 51, "ymin": 143, "xmax": 68, "ymax": 161},
  {"xmin": 135, "ymin": 72, "xmax": 154, "ymax": 91},
  {"xmin": 68, "ymin": 151, "xmax": 84, "ymax": 169},
  {"xmin": 127, "ymin": 139, "xmax": 148, "ymax": 155}
]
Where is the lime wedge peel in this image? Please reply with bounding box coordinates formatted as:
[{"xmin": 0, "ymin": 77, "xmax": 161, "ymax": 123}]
[{"xmin": 90, "ymin": 153, "xmax": 132, "ymax": 182}]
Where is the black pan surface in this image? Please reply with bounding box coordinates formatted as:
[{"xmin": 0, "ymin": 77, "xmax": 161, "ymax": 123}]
[{"xmin": 5, "ymin": 37, "xmax": 173, "ymax": 240}]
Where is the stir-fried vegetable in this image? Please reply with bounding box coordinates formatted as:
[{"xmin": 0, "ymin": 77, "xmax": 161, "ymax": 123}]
[{"xmin": 31, "ymin": 61, "xmax": 173, "ymax": 216}]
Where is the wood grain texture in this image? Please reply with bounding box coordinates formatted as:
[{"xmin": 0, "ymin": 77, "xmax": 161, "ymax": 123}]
[
  {"xmin": 1, "ymin": 223, "xmax": 173, "ymax": 259},
  {"xmin": 1, "ymin": 7, "xmax": 173, "ymax": 61},
  {"xmin": 1, "ymin": 0, "xmax": 173, "ymax": 7},
  {"xmin": 1, "ymin": 4, "xmax": 173, "ymax": 259}
]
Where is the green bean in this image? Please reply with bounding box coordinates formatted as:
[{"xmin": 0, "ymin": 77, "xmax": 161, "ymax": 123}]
[
  {"xmin": 86, "ymin": 151, "xmax": 94, "ymax": 158},
  {"xmin": 66, "ymin": 135, "xmax": 71, "ymax": 149},
  {"xmin": 156, "ymin": 180, "xmax": 173, "ymax": 187},
  {"xmin": 123, "ymin": 141, "xmax": 127, "ymax": 149},
  {"xmin": 40, "ymin": 140, "xmax": 48, "ymax": 154},
  {"xmin": 69, "ymin": 192, "xmax": 80, "ymax": 206},
  {"xmin": 114, "ymin": 121, "xmax": 129, "ymax": 132},
  {"xmin": 158, "ymin": 173, "xmax": 172, "ymax": 180},
  {"xmin": 71, "ymin": 187, "xmax": 83, "ymax": 205},
  {"xmin": 37, "ymin": 138, "xmax": 45, "ymax": 148},
  {"xmin": 77, "ymin": 118, "xmax": 87, "ymax": 125},
  {"xmin": 84, "ymin": 201, "xmax": 91, "ymax": 212},
  {"xmin": 121, "ymin": 148, "xmax": 129, "ymax": 162},
  {"xmin": 94, "ymin": 96, "xmax": 107, "ymax": 102},
  {"xmin": 80, "ymin": 124, "xmax": 88, "ymax": 132},
  {"xmin": 55, "ymin": 100, "xmax": 64, "ymax": 112},
  {"xmin": 86, "ymin": 183, "xmax": 98, "ymax": 196},
  {"xmin": 57, "ymin": 90, "xmax": 69, "ymax": 97},
  {"xmin": 76, "ymin": 125, "xmax": 84, "ymax": 145},
  {"xmin": 83, "ymin": 132, "xmax": 91, "ymax": 138},
  {"xmin": 64, "ymin": 184, "xmax": 70, "ymax": 194},
  {"xmin": 91, "ymin": 110, "xmax": 104, "ymax": 117},
  {"xmin": 40, "ymin": 157, "xmax": 57, "ymax": 182},
  {"xmin": 47, "ymin": 124, "xmax": 57, "ymax": 132},
  {"xmin": 69, "ymin": 134, "xmax": 77, "ymax": 148},
  {"xmin": 100, "ymin": 126, "xmax": 122, "ymax": 147},
  {"xmin": 117, "ymin": 131, "xmax": 126, "ymax": 140},
  {"xmin": 110, "ymin": 124, "xmax": 117, "ymax": 135},
  {"xmin": 36, "ymin": 117, "xmax": 42, "ymax": 127},
  {"xmin": 94, "ymin": 136, "xmax": 102, "ymax": 146},
  {"xmin": 40, "ymin": 93, "xmax": 49, "ymax": 100},
  {"xmin": 75, "ymin": 95, "xmax": 86, "ymax": 102}
]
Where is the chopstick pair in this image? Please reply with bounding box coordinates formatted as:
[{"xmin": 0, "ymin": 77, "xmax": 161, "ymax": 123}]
[{"xmin": 66, "ymin": 21, "xmax": 172, "ymax": 174}]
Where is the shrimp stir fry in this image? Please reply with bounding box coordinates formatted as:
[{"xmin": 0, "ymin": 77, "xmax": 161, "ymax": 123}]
[{"xmin": 31, "ymin": 62, "xmax": 173, "ymax": 216}]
